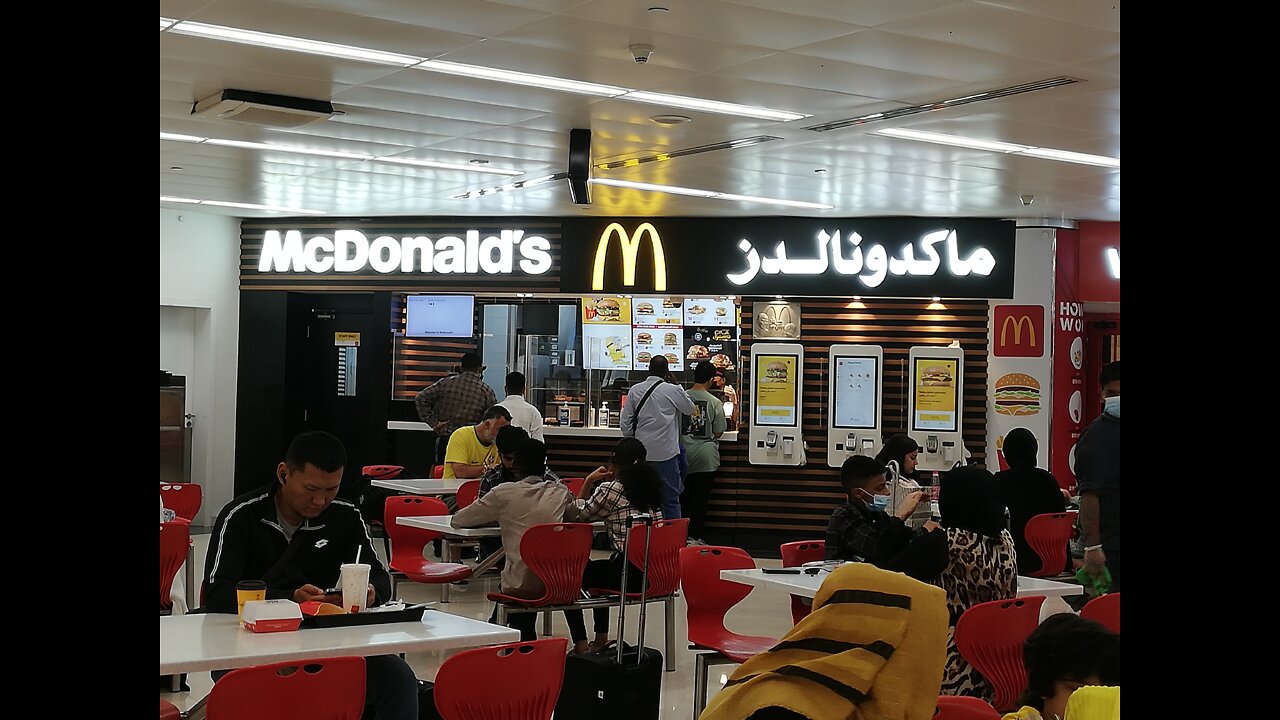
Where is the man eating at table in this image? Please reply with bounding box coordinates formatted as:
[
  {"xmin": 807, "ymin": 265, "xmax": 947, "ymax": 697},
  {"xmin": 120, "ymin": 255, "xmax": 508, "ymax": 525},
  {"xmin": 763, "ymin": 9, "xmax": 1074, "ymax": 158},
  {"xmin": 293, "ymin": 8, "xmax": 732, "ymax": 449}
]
[{"xmin": 202, "ymin": 430, "xmax": 418, "ymax": 720}]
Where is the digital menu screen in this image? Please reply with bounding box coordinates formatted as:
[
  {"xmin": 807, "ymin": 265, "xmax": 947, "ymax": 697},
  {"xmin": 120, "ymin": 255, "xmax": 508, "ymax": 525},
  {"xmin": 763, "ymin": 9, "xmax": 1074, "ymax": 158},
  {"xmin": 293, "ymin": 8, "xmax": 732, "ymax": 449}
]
[
  {"xmin": 911, "ymin": 357, "xmax": 959, "ymax": 432},
  {"xmin": 831, "ymin": 356, "xmax": 878, "ymax": 429},
  {"xmin": 684, "ymin": 298, "xmax": 735, "ymax": 327},
  {"xmin": 685, "ymin": 327, "xmax": 736, "ymax": 371},
  {"xmin": 754, "ymin": 354, "xmax": 799, "ymax": 427},
  {"xmin": 633, "ymin": 327, "xmax": 684, "ymax": 371},
  {"xmin": 633, "ymin": 297, "xmax": 683, "ymax": 325}
]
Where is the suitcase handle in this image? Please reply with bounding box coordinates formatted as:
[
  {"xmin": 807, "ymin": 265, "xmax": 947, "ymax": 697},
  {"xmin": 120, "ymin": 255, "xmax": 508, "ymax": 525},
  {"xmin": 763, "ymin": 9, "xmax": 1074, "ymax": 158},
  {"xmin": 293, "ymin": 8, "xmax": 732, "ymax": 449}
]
[{"xmin": 617, "ymin": 513, "xmax": 654, "ymax": 666}]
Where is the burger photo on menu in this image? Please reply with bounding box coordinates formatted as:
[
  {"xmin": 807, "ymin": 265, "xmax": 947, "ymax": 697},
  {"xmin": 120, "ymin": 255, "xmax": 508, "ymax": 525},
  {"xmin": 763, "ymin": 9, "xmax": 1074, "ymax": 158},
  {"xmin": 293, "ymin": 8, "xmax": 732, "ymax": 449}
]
[
  {"xmin": 636, "ymin": 302, "xmax": 654, "ymax": 315},
  {"xmin": 688, "ymin": 344, "xmax": 709, "ymax": 360},
  {"xmin": 993, "ymin": 373, "xmax": 1041, "ymax": 416},
  {"xmin": 920, "ymin": 365, "xmax": 953, "ymax": 386},
  {"xmin": 636, "ymin": 332, "xmax": 653, "ymax": 344},
  {"xmin": 715, "ymin": 306, "xmax": 728, "ymax": 317},
  {"xmin": 710, "ymin": 353, "xmax": 733, "ymax": 369},
  {"xmin": 636, "ymin": 351, "xmax": 652, "ymax": 364},
  {"xmin": 664, "ymin": 353, "xmax": 679, "ymax": 364},
  {"xmin": 689, "ymin": 304, "xmax": 706, "ymax": 316},
  {"xmin": 662, "ymin": 298, "xmax": 681, "ymax": 308},
  {"xmin": 663, "ymin": 332, "xmax": 679, "ymax": 345},
  {"xmin": 594, "ymin": 298, "xmax": 621, "ymax": 321},
  {"xmin": 765, "ymin": 361, "xmax": 789, "ymax": 382}
]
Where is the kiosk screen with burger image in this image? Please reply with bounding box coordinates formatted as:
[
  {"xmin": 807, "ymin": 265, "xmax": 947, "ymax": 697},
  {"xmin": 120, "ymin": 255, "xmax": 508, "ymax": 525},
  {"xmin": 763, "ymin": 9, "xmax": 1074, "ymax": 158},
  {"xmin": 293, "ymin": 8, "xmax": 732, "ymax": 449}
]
[
  {"xmin": 912, "ymin": 358, "xmax": 959, "ymax": 432},
  {"xmin": 754, "ymin": 354, "xmax": 799, "ymax": 426}
]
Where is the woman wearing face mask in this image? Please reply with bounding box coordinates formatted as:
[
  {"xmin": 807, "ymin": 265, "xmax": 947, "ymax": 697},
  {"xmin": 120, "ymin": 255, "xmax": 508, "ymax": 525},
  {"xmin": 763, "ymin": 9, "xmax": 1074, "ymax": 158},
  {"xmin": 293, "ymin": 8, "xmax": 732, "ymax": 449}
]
[
  {"xmin": 825, "ymin": 456, "xmax": 944, "ymax": 582},
  {"xmin": 876, "ymin": 434, "xmax": 934, "ymax": 529}
]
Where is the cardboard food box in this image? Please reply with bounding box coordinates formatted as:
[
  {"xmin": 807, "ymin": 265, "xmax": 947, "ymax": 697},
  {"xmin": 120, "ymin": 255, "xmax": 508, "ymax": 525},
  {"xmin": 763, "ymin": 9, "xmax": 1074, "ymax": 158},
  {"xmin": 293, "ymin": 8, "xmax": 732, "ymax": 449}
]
[{"xmin": 241, "ymin": 599, "xmax": 303, "ymax": 633}]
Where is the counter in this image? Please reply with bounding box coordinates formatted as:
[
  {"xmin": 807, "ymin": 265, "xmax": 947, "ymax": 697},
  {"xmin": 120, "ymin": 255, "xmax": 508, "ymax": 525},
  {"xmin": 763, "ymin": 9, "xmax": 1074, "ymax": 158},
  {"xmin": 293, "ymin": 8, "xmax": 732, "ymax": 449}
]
[{"xmin": 388, "ymin": 420, "xmax": 738, "ymax": 442}]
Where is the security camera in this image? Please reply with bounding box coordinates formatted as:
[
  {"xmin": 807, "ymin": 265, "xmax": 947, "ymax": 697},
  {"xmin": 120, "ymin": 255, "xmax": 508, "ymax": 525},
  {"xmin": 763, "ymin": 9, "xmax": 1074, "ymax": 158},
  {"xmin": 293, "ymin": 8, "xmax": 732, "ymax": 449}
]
[
  {"xmin": 629, "ymin": 44, "xmax": 654, "ymax": 63},
  {"xmin": 1019, "ymin": 194, "xmax": 1036, "ymax": 206}
]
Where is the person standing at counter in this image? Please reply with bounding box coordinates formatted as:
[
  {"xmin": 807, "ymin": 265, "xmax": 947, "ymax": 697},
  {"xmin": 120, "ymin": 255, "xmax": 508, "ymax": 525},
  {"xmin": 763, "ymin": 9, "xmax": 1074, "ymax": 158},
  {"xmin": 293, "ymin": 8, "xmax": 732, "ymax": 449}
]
[
  {"xmin": 443, "ymin": 405, "xmax": 511, "ymax": 479},
  {"xmin": 621, "ymin": 355, "xmax": 694, "ymax": 519},
  {"xmin": 498, "ymin": 371, "xmax": 544, "ymax": 442},
  {"xmin": 1076, "ymin": 361, "xmax": 1121, "ymax": 591},
  {"xmin": 415, "ymin": 352, "xmax": 497, "ymax": 464},
  {"xmin": 681, "ymin": 362, "xmax": 727, "ymax": 544}
]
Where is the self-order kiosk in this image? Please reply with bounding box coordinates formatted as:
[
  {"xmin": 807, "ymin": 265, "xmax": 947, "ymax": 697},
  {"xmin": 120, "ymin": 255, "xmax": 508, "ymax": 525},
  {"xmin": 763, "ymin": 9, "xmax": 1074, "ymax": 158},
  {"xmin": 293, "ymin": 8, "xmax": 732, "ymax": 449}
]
[
  {"xmin": 907, "ymin": 345, "xmax": 966, "ymax": 472},
  {"xmin": 826, "ymin": 344, "xmax": 884, "ymax": 467},
  {"xmin": 749, "ymin": 343, "xmax": 805, "ymax": 466}
]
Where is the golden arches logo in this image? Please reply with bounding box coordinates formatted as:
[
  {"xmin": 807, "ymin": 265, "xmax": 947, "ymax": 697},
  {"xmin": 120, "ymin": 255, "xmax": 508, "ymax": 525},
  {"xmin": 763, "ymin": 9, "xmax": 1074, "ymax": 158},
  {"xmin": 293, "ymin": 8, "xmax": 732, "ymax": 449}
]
[
  {"xmin": 592, "ymin": 222, "xmax": 667, "ymax": 292},
  {"xmin": 1000, "ymin": 314, "xmax": 1037, "ymax": 347}
]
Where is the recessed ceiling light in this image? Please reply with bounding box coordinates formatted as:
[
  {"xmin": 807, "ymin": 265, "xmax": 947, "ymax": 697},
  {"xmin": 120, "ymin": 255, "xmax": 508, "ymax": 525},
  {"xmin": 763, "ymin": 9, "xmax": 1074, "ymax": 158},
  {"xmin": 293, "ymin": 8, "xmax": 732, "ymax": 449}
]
[
  {"xmin": 468, "ymin": 159, "xmax": 490, "ymax": 165},
  {"xmin": 648, "ymin": 7, "xmax": 670, "ymax": 13},
  {"xmin": 170, "ymin": 166, "xmax": 184, "ymax": 171},
  {"xmin": 814, "ymin": 168, "xmax": 828, "ymax": 173},
  {"xmin": 650, "ymin": 115, "xmax": 692, "ymax": 125}
]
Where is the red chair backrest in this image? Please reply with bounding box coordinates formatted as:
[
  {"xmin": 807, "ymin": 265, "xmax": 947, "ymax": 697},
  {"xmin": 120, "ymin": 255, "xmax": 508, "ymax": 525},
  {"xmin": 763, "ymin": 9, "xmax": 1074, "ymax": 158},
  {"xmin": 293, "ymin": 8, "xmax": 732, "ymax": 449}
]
[
  {"xmin": 679, "ymin": 545, "xmax": 756, "ymax": 647},
  {"xmin": 1023, "ymin": 512, "xmax": 1077, "ymax": 577},
  {"xmin": 621, "ymin": 518, "xmax": 688, "ymax": 597},
  {"xmin": 519, "ymin": 523, "xmax": 595, "ymax": 605},
  {"xmin": 160, "ymin": 698, "xmax": 182, "ymax": 720},
  {"xmin": 207, "ymin": 657, "xmax": 366, "ymax": 720},
  {"xmin": 1080, "ymin": 592, "xmax": 1120, "ymax": 634},
  {"xmin": 780, "ymin": 540, "xmax": 826, "ymax": 624},
  {"xmin": 561, "ymin": 477, "xmax": 586, "ymax": 496},
  {"xmin": 384, "ymin": 495, "xmax": 450, "ymax": 562},
  {"xmin": 433, "ymin": 639, "xmax": 567, "ymax": 720},
  {"xmin": 160, "ymin": 520, "xmax": 190, "ymax": 610},
  {"xmin": 954, "ymin": 596, "xmax": 1046, "ymax": 712},
  {"xmin": 361, "ymin": 464, "xmax": 404, "ymax": 480},
  {"xmin": 431, "ymin": 464, "xmax": 446, "ymax": 479},
  {"xmin": 160, "ymin": 483, "xmax": 203, "ymax": 521},
  {"xmin": 455, "ymin": 480, "xmax": 481, "ymax": 510},
  {"xmin": 933, "ymin": 695, "xmax": 1000, "ymax": 720}
]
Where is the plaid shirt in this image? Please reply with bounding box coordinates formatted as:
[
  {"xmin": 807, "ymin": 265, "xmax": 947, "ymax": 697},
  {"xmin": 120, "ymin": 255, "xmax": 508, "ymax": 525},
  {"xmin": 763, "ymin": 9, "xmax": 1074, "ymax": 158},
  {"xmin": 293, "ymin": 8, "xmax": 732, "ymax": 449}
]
[
  {"xmin": 825, "ymin": 501, "xmax": 914, "ymax": 563},
  {"xmin": 478, "ymin": 465, "xmax": 561, "ymax": 499},
  {"xmin": 415, "ymin": 371, "xmax": 497, "ymax": 434},
  {"xmin": 566, "ymin": 480, "xmax": 664, "ymax": 552}
]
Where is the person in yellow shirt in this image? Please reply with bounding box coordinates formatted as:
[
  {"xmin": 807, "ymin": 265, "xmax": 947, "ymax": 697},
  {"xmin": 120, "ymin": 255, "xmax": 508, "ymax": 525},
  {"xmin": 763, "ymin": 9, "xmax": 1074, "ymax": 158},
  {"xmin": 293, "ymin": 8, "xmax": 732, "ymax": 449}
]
[
  {"xmin": 1002, "ymin": 613, "xmax": 1119, "ymax": 720},
  {"xmin": 443, "ymin": 405, "xmax": 511, "ymax": 479}
]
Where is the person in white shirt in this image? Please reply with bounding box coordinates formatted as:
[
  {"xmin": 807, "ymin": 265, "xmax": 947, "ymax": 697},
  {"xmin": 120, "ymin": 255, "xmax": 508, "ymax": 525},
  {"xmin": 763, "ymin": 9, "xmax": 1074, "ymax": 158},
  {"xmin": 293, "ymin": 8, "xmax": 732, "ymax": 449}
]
[
  {"xmin": 621, "ymin": 355, "xmax": 694, "ymax": 518},
  {"xmin": 498, "ymin": 371, "xmax": 544, "ymax": 442}
]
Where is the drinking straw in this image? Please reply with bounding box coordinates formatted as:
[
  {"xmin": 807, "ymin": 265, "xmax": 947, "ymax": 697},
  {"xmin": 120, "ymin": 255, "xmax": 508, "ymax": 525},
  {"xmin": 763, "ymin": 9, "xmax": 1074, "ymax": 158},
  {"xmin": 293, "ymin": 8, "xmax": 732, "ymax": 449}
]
[{"xmin": 355, "ymin": 545, "xmax": 362, "ymax": 564}]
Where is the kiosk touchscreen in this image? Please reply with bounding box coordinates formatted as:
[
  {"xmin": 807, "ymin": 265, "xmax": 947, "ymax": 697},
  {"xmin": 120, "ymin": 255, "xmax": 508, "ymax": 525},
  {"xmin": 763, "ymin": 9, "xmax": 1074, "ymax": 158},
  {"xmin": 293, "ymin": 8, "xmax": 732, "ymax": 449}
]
[
  {"xmin": 826, "ymin": 344, "xmax": 884, "ymax": 467},
  {"xmin": 749, "ymin": 343, "xmax": 805, "ymax": 466},
  {"xmin": 907, "ymin": 346, "xmax": 966, "ymax": 472}
]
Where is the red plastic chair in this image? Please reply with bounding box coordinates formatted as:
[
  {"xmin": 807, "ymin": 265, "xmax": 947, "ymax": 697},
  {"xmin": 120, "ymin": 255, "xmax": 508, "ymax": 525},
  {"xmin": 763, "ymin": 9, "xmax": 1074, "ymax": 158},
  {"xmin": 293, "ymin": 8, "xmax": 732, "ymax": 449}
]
[
  {"xmin": 433, "ymin": 638, "xmax": 567, "ymax": 720},
  {"xmin": 954, "ymin": 596, "xmax": 1046, "ymax": 712},
  {"xmin": 159, "ymin": 483, "xmax": 202, "ymax": 521},
  {"xmin": 384, "ymin": 495, "xmax": 472, "ymax": 600},
  {"xmin": 779, "ymin": 540, "xmax": 826, "ymax": 624},
  {"xmin": 362, "ymin": 464, "xmax": 405, "ymax": 480},
  {"xmin": 487, "ymin": 523, "xmax": 594, "ymax": 626},
  {"xmin": 934, "ymin": 695, "xmax": 1000, "ymax": 719},
  {"xmin": 431, "ymin": 464, "xmax": 446, "ymax": 479},
  {"xmin": 1023, "ymin": 511, "xmax": 1078, "ymax": 577},
  {"xmin": 561, "ymin": 477, "xmax": 586, "ymax": 496},
  {"xmin": 680, "ymin": 546, "xmax": 779, "ymax": 717},
  {"xmin": 160, "ymin": 520, "xmax": 190, "ymax": 613},
  {"xmin": 206, "ymin": 657, "xmax": 366, "ymax": 720},
  {"xmin": 1080, "ymin": 592, "xmax": 1120, "ymax": 634},
  {"xmin": 159, "ymin": 699, "xmax": 181, "ymax": 720},
  {"xmin": 455, "ymin": 479, "xmax": 481, "ymax": 510}
]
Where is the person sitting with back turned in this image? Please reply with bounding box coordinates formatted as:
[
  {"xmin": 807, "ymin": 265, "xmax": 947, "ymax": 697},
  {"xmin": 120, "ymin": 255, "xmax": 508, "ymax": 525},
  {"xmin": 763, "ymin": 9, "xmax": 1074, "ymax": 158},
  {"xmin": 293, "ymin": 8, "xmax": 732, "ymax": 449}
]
[
  {"xmin": 415, "ymin": 351, "xmax": 497, "ymax": 464},
  {"xmin": 498, "ymin": 370, "xmax": 544, "ymax": 442},
  {"xmin": 452, "ymin": 438, "xmax": 574, "ymax": 640},
  {"xmin": 621, "ymin": 354, "xmax": 694, "ymax": 519},
  {"xmin": 1002, "ymin": 613, "xmax": 1120, "ymax": 720},
  {"xmin": 475, "ymin": 425, "xmax": 561, "ymax": 564},
  {"xmin": 825, "ymin": 455, "xmax": 943, "ymax": 582},
  {"xmin": 443, "ymin": 404, "xmax": 511, "ymax": 479},
  {"xmin": 994, "ymin": 427, "xmax": 1067, "ymax": 575},
  {"xmin": 202, "ymin": 431, "xmax": 417, "ymax": 720}
]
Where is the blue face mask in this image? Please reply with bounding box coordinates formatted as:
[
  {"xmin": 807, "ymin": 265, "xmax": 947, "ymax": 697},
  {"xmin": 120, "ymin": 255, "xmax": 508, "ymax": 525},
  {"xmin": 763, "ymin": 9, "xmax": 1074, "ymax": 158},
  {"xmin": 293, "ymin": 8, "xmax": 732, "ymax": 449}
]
[
  {"xmin": 1103, "ymin": 395, "xmax": 1120, "ymax": 419},
  {"xmin": 861, "ymin": 488, "xmax": 891, "ymax": 511}
]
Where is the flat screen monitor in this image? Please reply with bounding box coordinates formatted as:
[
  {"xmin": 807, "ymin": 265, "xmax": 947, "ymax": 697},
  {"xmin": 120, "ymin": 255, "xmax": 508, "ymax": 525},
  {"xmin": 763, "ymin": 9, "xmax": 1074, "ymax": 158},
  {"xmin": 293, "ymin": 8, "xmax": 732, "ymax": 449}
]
[
  {"xmin": 405, "ymin": 295, "xmax": 475, "ymax": 338},
  {"xmin": 831, "ymin": 355, "xmax": 878, "ymax": 429},
  {"xmin": 910, "ymin": 357, "xmax": 959, "ymax": 432}
]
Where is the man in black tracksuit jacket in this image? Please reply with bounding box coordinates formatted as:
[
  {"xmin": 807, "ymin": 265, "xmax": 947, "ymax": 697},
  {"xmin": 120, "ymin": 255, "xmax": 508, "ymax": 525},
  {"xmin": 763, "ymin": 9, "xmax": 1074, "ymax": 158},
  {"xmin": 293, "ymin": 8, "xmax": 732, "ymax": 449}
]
[{"xmin": 202, "ymin": 431, "xmax": 417, "ymax": 720}]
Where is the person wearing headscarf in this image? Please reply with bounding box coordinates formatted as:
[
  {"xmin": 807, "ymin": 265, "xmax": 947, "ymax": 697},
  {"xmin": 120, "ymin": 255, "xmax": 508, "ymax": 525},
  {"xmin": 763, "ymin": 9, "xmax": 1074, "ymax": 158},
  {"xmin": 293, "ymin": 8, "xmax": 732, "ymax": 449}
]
[
  {"xmin": 701, "ymin": 563, "xmax": 948, "ymax": 720},
  {"xmin": 994, "ymin": 428, "xmax": 1067, "ymax": 574},
  {"xmin": 935, "ymin": 465, "xmax": 1018, "ymax": 701}
]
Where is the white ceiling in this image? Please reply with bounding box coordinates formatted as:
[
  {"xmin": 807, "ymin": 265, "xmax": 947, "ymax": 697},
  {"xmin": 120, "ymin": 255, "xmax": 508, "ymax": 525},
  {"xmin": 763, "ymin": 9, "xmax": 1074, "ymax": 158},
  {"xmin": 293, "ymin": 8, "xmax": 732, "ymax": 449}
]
[{"xmin": 159, "ymin": 0, "xmax": 1120, "ymax": 220}]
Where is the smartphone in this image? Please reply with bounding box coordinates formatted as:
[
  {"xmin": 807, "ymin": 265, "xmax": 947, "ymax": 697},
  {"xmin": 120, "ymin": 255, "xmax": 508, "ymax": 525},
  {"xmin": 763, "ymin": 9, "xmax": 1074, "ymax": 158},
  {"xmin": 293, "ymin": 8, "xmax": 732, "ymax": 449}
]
[
  {"xmin": 323, "ymin": 587, "xmax": 341, "ymax": 596},
  {"xmin": 760, "ymin": 567, "xmax": 801, "ymax": 574}
]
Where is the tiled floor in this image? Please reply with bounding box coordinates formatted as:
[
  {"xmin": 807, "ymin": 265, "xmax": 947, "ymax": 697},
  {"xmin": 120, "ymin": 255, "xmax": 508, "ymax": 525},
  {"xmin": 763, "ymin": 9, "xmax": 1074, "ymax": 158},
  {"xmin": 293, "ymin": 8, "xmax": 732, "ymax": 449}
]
[{"xmin": 163, "ymin": 531, "xmax": 798, "ymax": 720}]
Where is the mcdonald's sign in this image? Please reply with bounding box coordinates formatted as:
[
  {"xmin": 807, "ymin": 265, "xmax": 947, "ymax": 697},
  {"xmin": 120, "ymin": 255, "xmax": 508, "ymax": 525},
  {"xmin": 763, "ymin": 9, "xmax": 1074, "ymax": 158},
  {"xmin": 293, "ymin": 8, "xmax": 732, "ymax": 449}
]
[
  {"xmin": 993, "ymin": 305, "xmax": 1044, "ymax": 357},
  {"xmin": 592, "ymin": 222, "xmax": 667, "ymax": 292}
]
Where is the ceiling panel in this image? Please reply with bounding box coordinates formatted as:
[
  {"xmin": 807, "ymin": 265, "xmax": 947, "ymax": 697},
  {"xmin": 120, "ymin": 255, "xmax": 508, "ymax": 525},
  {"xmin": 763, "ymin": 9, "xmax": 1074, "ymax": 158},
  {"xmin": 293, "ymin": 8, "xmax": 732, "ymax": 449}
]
[
  {"xmin": 267, "ymin": 0, "xmax": 553, "ymax": 38},
  {"xmin": 789, "ymin": 29, "xmax": 1055, "ymax": 84},
  {"xmin": 975, "ymin": 0, "xmax": 1121, "ymax": 32},
  {"xmin": 721, "ymin": 0, "xmax": 965, "ymax": 29},
  {"xmin": 719, "ymin": 52, "xmax": 959, "ymax": 100}
]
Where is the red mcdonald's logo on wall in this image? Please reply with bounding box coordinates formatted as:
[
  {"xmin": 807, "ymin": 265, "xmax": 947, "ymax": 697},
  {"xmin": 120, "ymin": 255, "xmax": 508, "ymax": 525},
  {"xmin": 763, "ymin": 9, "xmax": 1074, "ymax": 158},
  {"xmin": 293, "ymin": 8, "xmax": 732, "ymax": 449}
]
[{"xmin": 994, "ymin": 305, "xmax": 1044, "ymax": 357}]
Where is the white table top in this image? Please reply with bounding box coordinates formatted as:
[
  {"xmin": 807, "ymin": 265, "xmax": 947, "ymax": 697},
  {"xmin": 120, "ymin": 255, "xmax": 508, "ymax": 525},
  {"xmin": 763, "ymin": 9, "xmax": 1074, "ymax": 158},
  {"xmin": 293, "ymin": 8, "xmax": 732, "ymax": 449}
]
[
  {"xmin": 397, "ymin": 514, "xmax": 605, "ymax": 538},
  {"xmin": 371, "ymin": 477, "xmax": 470, "ymax": 495},
  {"xmin": 719, "ymin": 568, "xmax": 1083, "ymax": 599},
  {"xmin": 159, "ymin": 611, "xmax": 519, "ymax": 675},
  {"xmin": 387, "ymin": 420, "xmax": 737, "ymax": 441}
]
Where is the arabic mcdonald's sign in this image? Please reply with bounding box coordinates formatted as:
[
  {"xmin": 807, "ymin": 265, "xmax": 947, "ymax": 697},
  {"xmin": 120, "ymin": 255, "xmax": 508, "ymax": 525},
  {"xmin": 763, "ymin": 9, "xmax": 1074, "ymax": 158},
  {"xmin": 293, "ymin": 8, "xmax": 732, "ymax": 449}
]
[
  {"xmin": 592, "ymin": 222, "xmax": 667, "ymax": 292},
  {"xmin": 993, "ymin": 305, "xmax": 1044, "ymax": 357},
  {"xmin": 561, "ymin": 217, "xmax": 1015, "ymax": 298}
]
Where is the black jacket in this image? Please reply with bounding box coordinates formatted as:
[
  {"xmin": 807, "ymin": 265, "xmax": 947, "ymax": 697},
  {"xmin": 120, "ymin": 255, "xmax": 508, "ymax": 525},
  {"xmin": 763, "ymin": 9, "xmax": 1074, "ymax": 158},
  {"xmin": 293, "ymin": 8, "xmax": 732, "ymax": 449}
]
[
  {"xmin": 995, "ymin": 466, "xmax": 1067, "ymax": 574},
  {"xmin": 202, "ymin": 482, "xmax": 391, "ymax": 614}
]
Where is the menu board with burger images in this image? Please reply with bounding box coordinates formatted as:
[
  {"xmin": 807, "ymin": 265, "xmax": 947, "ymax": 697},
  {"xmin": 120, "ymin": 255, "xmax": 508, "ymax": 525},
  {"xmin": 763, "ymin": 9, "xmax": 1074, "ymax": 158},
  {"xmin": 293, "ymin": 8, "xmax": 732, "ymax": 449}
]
[
  {"xmin": 633, "ymin": 297, "xmax": 684, "ymax": 325},
  {"xmin": 683, "ymin": 298, "xmax": 735, "ymax": 327},
  {"xmin": 582, "ymin": 297, "xmax": 632, "ymax": 370},
  {"xmin": 633, "ymin": 327, "xmax": 684, "ymax": 371},
  {"xmin": 912, "ymin": 358, "xmax": 959, "ymax": 432},
  {"xmin": 685, "ymin": 327, "xmax": 737, "ymax": 372},
  {"xmin": 753, "ymin": 354, "xmax": 799, "ymax": 426}
]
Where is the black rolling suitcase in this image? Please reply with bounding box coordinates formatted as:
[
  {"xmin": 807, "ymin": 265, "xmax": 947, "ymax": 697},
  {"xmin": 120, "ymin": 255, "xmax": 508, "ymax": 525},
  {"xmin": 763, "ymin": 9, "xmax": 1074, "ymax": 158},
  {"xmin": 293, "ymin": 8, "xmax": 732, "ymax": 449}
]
[{"xmin": 556, "ymin": 514, "xmax": 664, "ymax": 720}]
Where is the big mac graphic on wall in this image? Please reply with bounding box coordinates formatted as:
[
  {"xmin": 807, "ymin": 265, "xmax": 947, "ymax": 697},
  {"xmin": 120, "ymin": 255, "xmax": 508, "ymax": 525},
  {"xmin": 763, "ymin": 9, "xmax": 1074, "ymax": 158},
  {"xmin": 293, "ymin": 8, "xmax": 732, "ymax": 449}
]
[{"xmin": 993, "ymin": 373, "xmax": 1041, "ymax": 416}]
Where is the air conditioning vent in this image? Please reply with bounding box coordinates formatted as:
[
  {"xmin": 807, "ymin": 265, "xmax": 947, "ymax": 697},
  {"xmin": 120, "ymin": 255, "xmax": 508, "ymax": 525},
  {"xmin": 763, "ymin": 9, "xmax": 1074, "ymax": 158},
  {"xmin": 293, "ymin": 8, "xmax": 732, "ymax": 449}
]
[{"xmin": 192, "ymin": 89, "xmax": 337, "ymax": 129}]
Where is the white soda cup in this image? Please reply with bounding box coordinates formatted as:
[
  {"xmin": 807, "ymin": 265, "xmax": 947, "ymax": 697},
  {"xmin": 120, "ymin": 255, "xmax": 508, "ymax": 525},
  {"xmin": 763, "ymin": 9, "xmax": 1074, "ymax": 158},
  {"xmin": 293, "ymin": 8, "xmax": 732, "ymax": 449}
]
[{"xmin": 340, "ymin": 563, "xmax": 371, "ymax": 613}]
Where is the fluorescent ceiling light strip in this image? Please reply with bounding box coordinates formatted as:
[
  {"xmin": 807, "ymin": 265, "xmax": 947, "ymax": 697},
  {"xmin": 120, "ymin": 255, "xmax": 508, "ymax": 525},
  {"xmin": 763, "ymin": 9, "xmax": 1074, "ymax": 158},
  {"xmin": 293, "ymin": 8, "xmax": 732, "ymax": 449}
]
[
  {"xmin": 204, "ymin": 137, "xmax": 374, "ymax": 160},
  {"xmin": 590, "ymin": 178, "xmax": 832, "ymax": 209},
  {"xmin": 1018, "ymin": 147, "xmax": 1120, "ymax": 168},
  {"xmin": 160, "ymin": 17, "xmax": 176, "ymax": 30},
  {"xmin": 714, "ymin": 192, "xmax": 833, "ymax": 210},
  {"xmin": 878, "ymin": 128, "xmax": 1029, "ymax": 153},
  {"xmin": 376, "ymin": 156, "xmax": 523, "ymax": 175},
  {"xmin": 622, "ymin": 91, "xmax": 809, "ymax": 122},
  {"xmin": 1106, "ymin": 248, "xmax": 1120, "ymax": 278},
  {"xmin": 162, "ymin": 133, "xmax": 525, "ymax": 174},
  {"xmin": 165, "ymin": 20, "xmax": 422, "ymax": 66},
  {"xmin": 160, "ymin": 132, "xmax": 206, "ymax": 143},
  {"xmin": 160, "ymin": 196, "xmax": 327, "ymax": 214},
  {"xmin": 415, "ymin": 60, "xmax": 627, "ymax": 97},
  {"xmin": 160, "ymin": 195, "xmax": 200, "ymax": 204}
]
